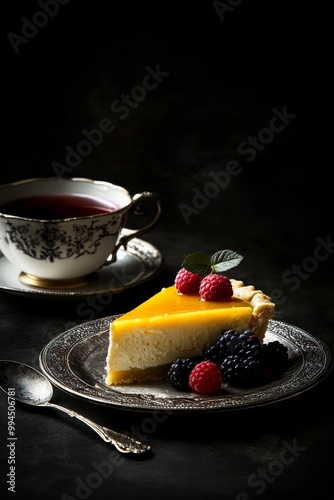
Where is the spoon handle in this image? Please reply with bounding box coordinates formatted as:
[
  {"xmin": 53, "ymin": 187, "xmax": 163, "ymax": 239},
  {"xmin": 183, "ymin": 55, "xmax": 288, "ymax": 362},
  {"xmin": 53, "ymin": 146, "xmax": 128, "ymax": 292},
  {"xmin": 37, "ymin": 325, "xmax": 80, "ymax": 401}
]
[{"xmin": 48, "ymin": 402, "xmax": 150, "ymax": 454}]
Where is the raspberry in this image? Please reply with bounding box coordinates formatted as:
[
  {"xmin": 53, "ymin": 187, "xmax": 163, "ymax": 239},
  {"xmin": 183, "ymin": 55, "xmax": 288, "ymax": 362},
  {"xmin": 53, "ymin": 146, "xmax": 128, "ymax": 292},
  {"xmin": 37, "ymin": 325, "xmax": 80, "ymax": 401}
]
[
  {"xmin": 199, "ymin": 274, "xmax": 233, "ymax": 301},
  {"xmin": 189, "ymin": 361, "xmax": 222, "ymax": 394},
  {"xmin": 174, "ymin": 268, "xmax": 203, "ymax": 294}
]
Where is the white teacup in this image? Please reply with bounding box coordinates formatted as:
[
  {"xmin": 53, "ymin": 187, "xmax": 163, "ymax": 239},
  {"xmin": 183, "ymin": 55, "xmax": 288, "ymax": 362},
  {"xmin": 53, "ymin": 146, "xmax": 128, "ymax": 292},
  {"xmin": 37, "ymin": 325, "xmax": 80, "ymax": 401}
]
[{"xmin": 0, "ymin": 177, "xmax": 162, "ymax": 288}]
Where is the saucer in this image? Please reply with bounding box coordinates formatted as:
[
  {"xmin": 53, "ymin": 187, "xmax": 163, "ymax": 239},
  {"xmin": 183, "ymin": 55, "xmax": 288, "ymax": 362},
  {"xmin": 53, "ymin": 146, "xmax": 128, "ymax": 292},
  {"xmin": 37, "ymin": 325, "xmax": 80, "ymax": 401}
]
[{"xmin": 0, "ymin": 237, "xmax": 163, "ymax": 299}]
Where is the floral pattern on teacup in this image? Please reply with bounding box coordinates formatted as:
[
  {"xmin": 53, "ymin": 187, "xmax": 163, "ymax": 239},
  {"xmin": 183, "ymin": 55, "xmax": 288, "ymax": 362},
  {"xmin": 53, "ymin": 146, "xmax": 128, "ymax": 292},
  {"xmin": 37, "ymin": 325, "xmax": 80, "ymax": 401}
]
[{"xmin": 4, "ymin": 217, "xmax": 120, "ymax": 262}]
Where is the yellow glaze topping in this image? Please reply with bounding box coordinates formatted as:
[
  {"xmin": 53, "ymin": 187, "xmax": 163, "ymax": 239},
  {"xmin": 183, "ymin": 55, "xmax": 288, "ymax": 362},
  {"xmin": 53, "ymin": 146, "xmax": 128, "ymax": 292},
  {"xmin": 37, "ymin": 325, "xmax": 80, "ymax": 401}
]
[{"xmin": 106, "ymin": 286, "xmax": 254, "ymax": 385}]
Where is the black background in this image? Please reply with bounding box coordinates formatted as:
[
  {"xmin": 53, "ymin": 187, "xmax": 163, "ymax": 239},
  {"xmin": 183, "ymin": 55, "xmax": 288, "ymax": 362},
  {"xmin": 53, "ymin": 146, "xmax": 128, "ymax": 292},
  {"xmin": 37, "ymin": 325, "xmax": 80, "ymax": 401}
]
[{"xmin": 1, "ymin": 1, "xmax": 333, "ymax": 499}]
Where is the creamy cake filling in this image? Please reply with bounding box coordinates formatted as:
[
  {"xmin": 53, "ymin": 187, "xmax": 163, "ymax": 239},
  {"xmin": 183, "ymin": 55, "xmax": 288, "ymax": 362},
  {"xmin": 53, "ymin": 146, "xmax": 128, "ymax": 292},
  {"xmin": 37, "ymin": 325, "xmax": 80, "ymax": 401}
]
[{"xmin": 105, "ymin": 284, "xmax": 271, "ymax": 385}]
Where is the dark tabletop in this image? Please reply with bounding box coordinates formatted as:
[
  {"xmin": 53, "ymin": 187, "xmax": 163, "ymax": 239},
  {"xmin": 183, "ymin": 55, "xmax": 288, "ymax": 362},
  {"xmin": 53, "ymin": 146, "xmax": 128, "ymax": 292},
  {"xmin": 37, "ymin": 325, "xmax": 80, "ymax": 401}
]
[{"xmin": 1, "ymin": 2, "xmax": 333, "ymax": 499}]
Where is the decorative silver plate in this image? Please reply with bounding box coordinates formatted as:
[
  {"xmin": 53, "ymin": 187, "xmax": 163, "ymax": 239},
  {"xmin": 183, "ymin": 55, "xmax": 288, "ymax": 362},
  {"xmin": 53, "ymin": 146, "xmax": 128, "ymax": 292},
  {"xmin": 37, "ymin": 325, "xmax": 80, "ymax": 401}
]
[
  {"xmin": 39, "ymin": 318, "xmax": 332, "ymax": 412},
  {"xmin": 0, "ymin": 236, "xmax": 163, "ymax": 299}
]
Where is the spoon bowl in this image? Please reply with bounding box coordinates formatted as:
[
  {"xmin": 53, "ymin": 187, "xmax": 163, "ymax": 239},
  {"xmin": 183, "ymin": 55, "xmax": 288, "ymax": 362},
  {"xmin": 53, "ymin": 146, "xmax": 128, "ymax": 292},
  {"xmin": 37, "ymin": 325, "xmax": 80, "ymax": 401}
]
[
  {"xmin": 0, "ymin": 360, "xmax": 53, "ymax": 406},
  {"xmin": 0, "ymin": 360, "xmax": 150, "ymax": 454}
]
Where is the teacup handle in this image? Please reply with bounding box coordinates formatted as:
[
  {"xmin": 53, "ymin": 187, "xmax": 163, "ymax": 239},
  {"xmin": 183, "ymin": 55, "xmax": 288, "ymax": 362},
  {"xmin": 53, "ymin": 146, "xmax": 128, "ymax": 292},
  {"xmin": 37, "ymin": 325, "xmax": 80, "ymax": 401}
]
[{"xmin": 107, "ymin": 192, "xmax": 162, "ymax": 264}]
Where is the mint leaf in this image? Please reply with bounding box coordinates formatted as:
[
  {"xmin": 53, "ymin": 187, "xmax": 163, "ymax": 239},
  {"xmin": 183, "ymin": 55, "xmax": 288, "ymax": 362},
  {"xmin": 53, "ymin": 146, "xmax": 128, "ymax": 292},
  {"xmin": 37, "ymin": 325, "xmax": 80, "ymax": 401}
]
[
  {"xmin": 211, "ymin": 249, "xmax": 243, "ymax": 274},
  {"xmin": 182, "ymin": 249, "xmax": 244, "ymax": 276},
  {"xmin": 182, "ymin": 251, "xmax": 212, "ymax": 276}
]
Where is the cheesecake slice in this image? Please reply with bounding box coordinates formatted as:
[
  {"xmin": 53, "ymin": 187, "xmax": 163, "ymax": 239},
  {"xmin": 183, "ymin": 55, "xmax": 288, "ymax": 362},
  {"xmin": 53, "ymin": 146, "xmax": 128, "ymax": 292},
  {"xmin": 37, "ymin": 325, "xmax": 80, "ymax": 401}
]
[{"xmin": 105, "ymin": 279, "xmax": 275, "ymax": 385}]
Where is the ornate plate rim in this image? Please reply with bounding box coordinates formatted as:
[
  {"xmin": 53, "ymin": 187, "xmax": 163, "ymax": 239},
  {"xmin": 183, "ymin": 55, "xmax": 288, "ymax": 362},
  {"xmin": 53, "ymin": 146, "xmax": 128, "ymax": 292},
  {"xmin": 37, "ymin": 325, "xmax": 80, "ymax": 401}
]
[{"xmin": 39, "ymin": 318, "xmax": 332, "ymax": 412}]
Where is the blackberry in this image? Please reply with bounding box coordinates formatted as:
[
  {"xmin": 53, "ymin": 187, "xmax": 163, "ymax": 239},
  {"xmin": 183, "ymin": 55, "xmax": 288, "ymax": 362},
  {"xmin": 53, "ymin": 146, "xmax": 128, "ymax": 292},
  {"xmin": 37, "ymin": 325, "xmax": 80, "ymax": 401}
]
[
  {"xmin": 221, "ymin": 354, "xmax": 264, "ymax": 387},
  {"xmin": 238, "ymin": 329, "xmax": 254, "ymax": 340},
  {"xmin": 260, "ymin": 341, "xmax": 289, "ymax": 377},
  {"xmin": 267, "ymin": 341, "xmax": 289, "ymax": 366},
  {"xmin": 221, "ymin": 338, "xmax": 289, "ymax": 387},
  {"xmin": 167, "ymin": 356, "xmax": 203, "ymax": 391},
  {"xmin": 218, "ymin": 329, "xmax": 240, "ymax": 355},
  {"xmin": 241, "ymin": 357, "xmax": 264, "ymax": 386},
  {"xmin": 237, "ymin": 330, "xmax": 260, "ymax": 347},
  {"xmin": 205, "ymin": 329, "xmax": 246, "ymax": 364},
  {"xmin": 204, "ymin": 344, "xmax": 227, "ymax": 365},
  {"xmin": 221, "ymin": 355, "xmax": 247, "ymax": 386},
  {"xmin": 217, "ymin": 329, "xmax": 260, "ymax": 357},
  {"xmin": 233, "ymin": 332, "xmax": 261, "ymax": 358}
]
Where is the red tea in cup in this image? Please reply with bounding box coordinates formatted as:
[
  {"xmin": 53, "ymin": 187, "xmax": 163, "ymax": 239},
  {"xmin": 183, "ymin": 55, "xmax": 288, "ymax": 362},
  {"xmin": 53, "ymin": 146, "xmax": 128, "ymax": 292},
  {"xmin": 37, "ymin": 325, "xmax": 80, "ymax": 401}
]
[{"xmin": 0, "ymin": 194, "xmax": 120, "ymax": 219}]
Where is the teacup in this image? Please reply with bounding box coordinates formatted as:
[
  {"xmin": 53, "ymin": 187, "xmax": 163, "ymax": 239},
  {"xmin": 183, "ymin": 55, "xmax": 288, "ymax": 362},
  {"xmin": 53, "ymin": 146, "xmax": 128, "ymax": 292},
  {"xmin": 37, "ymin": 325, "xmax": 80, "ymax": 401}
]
[{"xmin": 0, "ymin": 177, "xmax": 162, "ymax": 288}]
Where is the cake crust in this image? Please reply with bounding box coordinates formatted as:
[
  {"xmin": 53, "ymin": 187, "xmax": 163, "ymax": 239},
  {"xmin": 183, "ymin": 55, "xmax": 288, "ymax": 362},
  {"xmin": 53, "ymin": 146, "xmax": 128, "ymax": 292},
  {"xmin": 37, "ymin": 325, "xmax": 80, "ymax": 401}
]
[{"xmin": 230, "ymin": 279, "xmax": 275, "ymax": 342}]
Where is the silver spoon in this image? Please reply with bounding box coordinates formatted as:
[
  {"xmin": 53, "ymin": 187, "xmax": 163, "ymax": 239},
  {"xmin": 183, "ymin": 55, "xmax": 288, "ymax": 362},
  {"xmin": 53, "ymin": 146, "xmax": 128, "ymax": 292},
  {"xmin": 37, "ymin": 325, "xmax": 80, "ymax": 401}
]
[{"xmin": 0, "ymin": 360, "xmax": 150, "ymax": 454}]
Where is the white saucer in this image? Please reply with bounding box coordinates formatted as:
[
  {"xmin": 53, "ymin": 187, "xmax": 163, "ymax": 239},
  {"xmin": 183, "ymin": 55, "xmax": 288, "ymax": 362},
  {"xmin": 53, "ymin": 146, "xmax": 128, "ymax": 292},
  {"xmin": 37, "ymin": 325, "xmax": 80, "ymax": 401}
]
[{"xmin": 0, "ymin": 237, "xmax": 163, "ymax": 299}]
